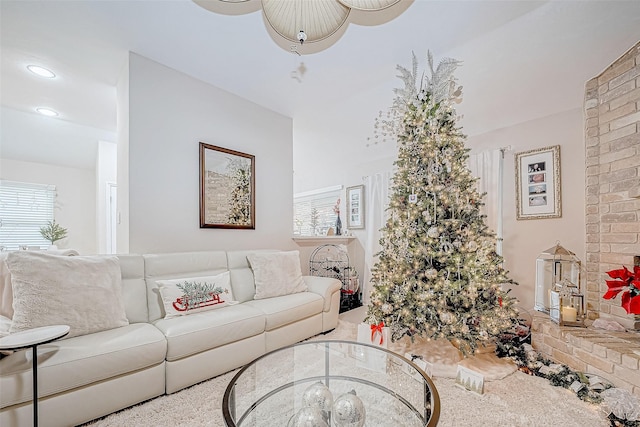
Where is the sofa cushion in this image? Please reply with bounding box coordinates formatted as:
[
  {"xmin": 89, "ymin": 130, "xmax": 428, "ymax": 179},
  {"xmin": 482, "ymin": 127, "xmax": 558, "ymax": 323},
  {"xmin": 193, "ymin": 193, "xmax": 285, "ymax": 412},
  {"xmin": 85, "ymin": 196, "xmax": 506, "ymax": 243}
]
[
  {"xmin": 157, "ymin": 272, "xmax": 237, "ymax": 319},
  {"xmin": 227, "ymin": 250, "xmax": 267, "ymax": 303},
  {"xmin": 0, "ymin": 323, "xmax": 166, "ymax": 408},
  {"xmin": 0, "ymin": 254, "xmax": 13, "ymax": 319},
  {"xmin": 247, "ymin": 251, "xmax": 307, "ymax": 300},
  {"xmin": 117, "ymin": 254, "xmax": 149, "ymax": 324},
  {"xmin": 153, "ymin": 304, "xmax": 265, "ymax": 362},
  {"xmin": 5, "ymin": 251, "xmax": 129, "ymax": 338},
  {"xmin": 244, "ymin": 292, "xmax": 324, "ymax": 331}
]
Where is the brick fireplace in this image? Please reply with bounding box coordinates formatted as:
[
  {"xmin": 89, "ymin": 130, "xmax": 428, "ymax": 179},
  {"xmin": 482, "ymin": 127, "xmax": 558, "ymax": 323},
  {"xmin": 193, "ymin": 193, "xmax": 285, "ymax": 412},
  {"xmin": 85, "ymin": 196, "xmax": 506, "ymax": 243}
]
[
  {"xmin": 584, "ymin": 41, "xmax": 640, "ymax": 331},
  {"xmin": 532, "ymin": 41, "xmax": 640, "ymax": 398},
  {"xmin": 531, "ymin": 314, "xmax": 640, "ymax": 396}
]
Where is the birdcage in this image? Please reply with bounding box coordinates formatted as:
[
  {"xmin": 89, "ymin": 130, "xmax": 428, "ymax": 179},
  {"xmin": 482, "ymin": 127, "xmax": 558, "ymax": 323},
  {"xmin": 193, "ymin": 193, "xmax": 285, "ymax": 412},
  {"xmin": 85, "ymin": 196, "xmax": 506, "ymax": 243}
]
[{"xmin": 309, "ymin": 244, "xmax": 361, "ymax": 312}]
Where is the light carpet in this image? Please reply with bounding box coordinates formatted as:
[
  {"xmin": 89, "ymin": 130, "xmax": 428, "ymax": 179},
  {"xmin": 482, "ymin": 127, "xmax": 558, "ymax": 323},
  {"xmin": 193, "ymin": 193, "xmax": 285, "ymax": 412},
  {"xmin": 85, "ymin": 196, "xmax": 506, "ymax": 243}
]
[{"xmin": 85, "ymin": 320, "xmax": 609, "ymax": 426}]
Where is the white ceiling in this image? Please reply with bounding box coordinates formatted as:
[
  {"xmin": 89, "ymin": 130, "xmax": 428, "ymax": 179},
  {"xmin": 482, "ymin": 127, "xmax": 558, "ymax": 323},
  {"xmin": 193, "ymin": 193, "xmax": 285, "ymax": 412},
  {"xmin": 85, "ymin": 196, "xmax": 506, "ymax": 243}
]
[{"xmin": 1, "ymin": 0, "xmax": 640, "ymax": 169}]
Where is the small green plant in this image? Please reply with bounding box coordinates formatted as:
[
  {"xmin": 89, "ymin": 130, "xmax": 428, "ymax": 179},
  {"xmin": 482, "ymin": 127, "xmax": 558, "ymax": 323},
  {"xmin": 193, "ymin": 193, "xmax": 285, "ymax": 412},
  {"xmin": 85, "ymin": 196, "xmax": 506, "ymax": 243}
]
[{"xmin": 40, "ymin": 220, "xmax": 68, "ymax": 244}]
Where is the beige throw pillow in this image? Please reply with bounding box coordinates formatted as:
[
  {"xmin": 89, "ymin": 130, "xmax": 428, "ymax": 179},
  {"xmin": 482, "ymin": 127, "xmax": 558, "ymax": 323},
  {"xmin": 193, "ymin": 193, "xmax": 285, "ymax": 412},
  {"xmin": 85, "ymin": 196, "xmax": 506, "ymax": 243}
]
[
  {"xmin": 156, "ymin": 272, "xmax": 237, "ymax": 319},
  {"xmin": 6, "ymin": 251, "xmax": 129, "ymax": 338},
  {"xmin": 247, "ymin": 251, "xmax": 307, "ymax": 300}
]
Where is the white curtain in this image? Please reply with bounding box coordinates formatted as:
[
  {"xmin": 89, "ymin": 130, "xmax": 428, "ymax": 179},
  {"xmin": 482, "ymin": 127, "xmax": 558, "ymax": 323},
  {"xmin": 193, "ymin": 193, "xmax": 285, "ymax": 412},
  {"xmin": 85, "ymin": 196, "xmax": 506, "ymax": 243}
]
[
  {"xmin": 362, "ymin": 171, "xmax": 392, "ymax": 305},
  {"xmin": 467, "ymin": 149, "xmax": 504, "ymax": 254}
]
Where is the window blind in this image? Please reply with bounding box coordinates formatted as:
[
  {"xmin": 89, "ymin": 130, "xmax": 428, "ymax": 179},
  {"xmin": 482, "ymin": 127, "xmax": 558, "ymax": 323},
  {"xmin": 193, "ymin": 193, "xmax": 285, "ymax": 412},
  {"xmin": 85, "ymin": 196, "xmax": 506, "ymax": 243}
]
[
  {"xmin": 0, "ymin": 180, "xmax": 56, "ymax": 251},
  {"xmin": 293, "ymin": 186, "xmax": 341, "ymax": 236}
]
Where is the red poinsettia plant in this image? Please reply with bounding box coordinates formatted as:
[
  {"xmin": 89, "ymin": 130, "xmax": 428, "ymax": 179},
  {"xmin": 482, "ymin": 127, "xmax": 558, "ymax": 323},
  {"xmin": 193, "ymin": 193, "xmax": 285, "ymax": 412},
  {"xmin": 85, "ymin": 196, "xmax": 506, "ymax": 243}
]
[{"xmin": 602, "ymin": 265, "xmax": 640, "ymax": 315}]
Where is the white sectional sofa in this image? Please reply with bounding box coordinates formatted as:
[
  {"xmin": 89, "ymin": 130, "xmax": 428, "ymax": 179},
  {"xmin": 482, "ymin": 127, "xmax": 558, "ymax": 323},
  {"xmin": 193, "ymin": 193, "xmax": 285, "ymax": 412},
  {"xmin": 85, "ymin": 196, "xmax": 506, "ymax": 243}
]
[{"xmin": 0, "ymin": 250, "xmax": 342, "ymax": 427}]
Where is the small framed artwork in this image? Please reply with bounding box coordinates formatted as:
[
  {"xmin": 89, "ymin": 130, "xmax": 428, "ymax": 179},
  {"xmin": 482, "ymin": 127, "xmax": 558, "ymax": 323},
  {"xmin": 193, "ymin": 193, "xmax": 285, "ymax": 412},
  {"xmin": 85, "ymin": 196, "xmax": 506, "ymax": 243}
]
[
  {"xmin": 515, "ymin": 145, "xmax": 561, "ymax": 220},
  {"xmin": 199, "ymin": 142, "xmax": 255, "ymax": 229},
  {"xmin": 346, "ymin": 185, "xmax": 365, "ymax": 229}
]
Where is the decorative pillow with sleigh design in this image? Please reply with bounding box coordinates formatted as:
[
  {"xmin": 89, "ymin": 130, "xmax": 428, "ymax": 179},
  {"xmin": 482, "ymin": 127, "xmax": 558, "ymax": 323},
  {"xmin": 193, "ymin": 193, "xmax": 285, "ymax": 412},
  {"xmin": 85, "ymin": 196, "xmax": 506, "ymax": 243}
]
[{"xmin": 157, "ymin": 272, "xmax": 238, "ymax": 319}]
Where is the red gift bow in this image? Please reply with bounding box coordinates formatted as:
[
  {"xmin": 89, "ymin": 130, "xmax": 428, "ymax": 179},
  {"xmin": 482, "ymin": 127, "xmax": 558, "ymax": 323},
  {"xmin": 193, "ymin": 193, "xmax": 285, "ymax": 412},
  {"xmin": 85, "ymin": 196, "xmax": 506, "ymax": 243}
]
[{"xmin": 370, "ymin": 322, "xmax": 385, "ymax": 345}]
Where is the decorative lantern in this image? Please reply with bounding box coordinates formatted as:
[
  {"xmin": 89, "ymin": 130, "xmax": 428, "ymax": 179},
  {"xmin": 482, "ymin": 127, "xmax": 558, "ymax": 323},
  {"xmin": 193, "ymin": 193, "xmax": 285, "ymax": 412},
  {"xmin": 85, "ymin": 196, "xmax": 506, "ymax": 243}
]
[
  {"xmin": 534, "ymin": 242, "xmax": 584, "ymax": 325},
  {"xmin": 549, "ymin": 279, "xmax": 585, "ymax": 326}
]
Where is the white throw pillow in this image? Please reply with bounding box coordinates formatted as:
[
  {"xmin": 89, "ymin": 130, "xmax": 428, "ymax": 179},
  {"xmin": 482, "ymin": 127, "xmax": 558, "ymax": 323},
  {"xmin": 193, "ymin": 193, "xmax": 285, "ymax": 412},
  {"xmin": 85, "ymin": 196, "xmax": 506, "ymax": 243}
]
[
  {"xmin": 156, "ymin": 272, "xmax": 237, "ymax": 319},
  {"xmin": 6, "ymin": 251, "xmax": 129, "ymax": 338},
  {"xmin": 247, "ymin": 251, "xmax": 307, "ymax": 300},
  {"xmin": 1, "ymin": 249, "xmax": 79, "ymax": 319}
]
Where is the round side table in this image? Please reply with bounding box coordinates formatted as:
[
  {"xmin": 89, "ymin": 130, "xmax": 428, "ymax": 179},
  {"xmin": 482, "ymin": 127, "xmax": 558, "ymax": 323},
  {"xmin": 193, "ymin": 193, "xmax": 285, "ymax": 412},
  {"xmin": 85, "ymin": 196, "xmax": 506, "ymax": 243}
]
[{"xmin": 0, "ymin": 325, "xmax": 70, "ymax": 427}]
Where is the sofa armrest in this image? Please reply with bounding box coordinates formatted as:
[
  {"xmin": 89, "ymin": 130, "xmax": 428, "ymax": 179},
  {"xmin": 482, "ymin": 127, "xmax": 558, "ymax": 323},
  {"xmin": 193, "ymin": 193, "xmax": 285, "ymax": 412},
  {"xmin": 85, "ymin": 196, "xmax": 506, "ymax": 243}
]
[{"xmin": 303, "ymin": 276, "xmax": 342, "ymax": 312}]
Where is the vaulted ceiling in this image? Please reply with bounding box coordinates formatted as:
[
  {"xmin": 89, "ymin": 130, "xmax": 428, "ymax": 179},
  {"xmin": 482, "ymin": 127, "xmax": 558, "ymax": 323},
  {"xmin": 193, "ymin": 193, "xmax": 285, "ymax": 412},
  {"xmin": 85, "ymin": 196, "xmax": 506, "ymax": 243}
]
[{"xmin": 2, "ymin": 1, "xmax": 640, "ymax": 168}]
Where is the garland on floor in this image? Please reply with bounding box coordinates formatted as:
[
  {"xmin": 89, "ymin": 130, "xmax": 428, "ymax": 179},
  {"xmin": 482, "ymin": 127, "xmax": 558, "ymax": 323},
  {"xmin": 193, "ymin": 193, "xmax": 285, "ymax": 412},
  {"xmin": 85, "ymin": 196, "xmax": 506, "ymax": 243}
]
[{"xmin": 496, "ymin": 334, "xmax": 639, "ymax": 427}]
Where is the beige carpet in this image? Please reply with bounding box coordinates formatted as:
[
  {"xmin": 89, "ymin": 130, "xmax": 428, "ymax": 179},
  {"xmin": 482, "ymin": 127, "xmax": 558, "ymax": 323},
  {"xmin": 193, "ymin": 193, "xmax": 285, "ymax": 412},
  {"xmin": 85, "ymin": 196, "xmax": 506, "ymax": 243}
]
[{"xmin": 85, "ymin": 320, "xmax": 609, "ymax": 426}]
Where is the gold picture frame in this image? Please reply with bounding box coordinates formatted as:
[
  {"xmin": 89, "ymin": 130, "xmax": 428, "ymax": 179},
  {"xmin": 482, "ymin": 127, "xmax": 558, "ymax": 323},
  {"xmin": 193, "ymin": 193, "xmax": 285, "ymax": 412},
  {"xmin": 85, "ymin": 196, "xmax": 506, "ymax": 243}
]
[
  {"xmin": 199, "ymin": 142, "xmax": 255, "ymax": 229},
  {"xmin": 515, "ymin": 145, "xmax": 561, "ymax": 220}
]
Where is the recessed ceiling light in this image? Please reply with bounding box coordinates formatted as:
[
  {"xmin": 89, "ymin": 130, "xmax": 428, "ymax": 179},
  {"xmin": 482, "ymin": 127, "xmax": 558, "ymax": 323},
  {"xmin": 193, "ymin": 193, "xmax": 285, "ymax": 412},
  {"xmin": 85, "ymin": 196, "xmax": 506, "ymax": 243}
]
[
  {"xmin": 36, "ymin": 107, "xmax": 59, "ymax": 117},
  {"xmin": 27, "ymin": 65, "xmax": 56, "ymax": 78}
]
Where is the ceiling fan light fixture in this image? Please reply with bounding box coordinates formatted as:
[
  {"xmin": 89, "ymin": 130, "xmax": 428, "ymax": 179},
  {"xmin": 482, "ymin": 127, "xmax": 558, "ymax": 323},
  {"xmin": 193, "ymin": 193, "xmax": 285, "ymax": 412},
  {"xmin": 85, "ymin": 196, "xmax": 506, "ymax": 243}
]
[
  {"xmin": 27, "ymin": 65, "xmax": 56, "ymax": 78},
  {"xmin": 297, "ymin": 30, "xmax": 307, "ymax": 44},
  {"xmin": 36, "ymin": 107, "xmax": 59, "ymax": 117},
  {"xmin": 195, "ymin": 0, "xmax": 411, "ymax": 54}
]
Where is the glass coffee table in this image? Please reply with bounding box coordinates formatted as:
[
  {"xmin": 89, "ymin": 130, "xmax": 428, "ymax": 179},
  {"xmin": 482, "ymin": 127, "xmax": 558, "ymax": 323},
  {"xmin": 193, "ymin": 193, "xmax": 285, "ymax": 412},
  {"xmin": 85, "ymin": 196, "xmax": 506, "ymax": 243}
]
[{"xmin": 222, "ymin": 340, "xmax": 440, "ymax": 426}]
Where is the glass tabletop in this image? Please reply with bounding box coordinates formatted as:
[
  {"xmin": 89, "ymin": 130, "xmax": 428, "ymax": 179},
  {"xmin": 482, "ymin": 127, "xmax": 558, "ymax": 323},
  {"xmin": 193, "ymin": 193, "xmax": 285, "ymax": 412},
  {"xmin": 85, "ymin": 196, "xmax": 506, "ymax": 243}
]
[{"xmin": 222, "ymin": 340, "xmax": 440, "ymax": 426}]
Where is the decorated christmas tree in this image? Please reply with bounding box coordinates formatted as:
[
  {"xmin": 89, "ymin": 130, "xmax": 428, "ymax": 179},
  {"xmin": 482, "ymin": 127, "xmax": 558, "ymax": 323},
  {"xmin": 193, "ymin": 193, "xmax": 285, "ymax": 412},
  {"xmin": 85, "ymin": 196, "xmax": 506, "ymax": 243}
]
[
  {"xmin": 227, "ymin": 158, "xmax": 252, "ymax": 225},
  {"xmin": 365, "ymin": 52, "xmax": 518, "ymax": 355}
]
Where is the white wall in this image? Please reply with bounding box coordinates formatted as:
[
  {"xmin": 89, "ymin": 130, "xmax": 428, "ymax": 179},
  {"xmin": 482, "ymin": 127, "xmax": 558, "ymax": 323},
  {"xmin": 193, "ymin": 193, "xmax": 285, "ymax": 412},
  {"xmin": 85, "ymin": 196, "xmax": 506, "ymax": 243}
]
[
  {"xmin": 293, "ymin": 82, "xmax": 398, "ymax": 195},
  {"xmin": 116, "ymin": 55, "xmax": 130, "ymax": 254},
  {"xmin": 467, "ymin": 108, "xmax": 586, "ymax": 313},
  {"xmin": 0, "ymin": 158, "xmax": 97, "ymax": 254},
  {"xmin": 96, "ymin": 140, "xmax": 117, "ymax": 253},
  {"xmin": 127, "ymin": 53, "xmax": 295, "ymax": 253},
  {"xmin": 293, "ymin": 110, "xmax": 397, "ymax": 279},
  {"xmin": 293, "ymin": 106, "xmax": 586, "ymax": 313}
]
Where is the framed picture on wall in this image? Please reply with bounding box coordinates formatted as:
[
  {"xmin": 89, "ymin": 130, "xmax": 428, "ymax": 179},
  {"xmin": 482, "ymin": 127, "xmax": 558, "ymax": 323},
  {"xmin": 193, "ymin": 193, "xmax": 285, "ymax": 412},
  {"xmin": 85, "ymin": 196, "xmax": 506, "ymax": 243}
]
[
  {"xmin": 346, "ymin": 185, "xmax": 365, "ymax": 229},
  {"xmin": 515, "ymin": 145, "xmax": 561, "ymax": 220},
  {"xmin": 199, "ymin": 142, "xmax": 255, "ymax": 229}
]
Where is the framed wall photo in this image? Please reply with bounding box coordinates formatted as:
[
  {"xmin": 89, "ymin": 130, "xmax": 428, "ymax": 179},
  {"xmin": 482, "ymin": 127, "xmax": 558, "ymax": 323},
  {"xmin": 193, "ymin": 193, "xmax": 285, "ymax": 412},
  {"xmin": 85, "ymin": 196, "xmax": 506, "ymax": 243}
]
[
  {"xmin": 346, "ymin": 185, "xmax": 365, "ymax": 229},
  {"xmin": 199, "ymin": 142, "xmax": 255, "ymax": 229},
  {"xmin": 515, "ymin": 145, "xmax": 561, "ymax": 220}
]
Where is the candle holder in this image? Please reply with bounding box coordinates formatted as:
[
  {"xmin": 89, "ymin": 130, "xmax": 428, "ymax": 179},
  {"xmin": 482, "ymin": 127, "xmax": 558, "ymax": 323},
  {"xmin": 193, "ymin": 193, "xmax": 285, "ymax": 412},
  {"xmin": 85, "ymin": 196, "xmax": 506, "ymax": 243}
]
[{"xmin": 549, "ymin": 279, "xmax": 585, "ymax": 327}]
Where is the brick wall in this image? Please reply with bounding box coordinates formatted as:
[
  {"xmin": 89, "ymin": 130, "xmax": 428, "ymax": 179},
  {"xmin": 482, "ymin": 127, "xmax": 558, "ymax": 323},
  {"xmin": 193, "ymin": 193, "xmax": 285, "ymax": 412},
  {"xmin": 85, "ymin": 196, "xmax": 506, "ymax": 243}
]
[{"xmin": 584, "ymin": 41, "xmax": 640, "ymax": 330}]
